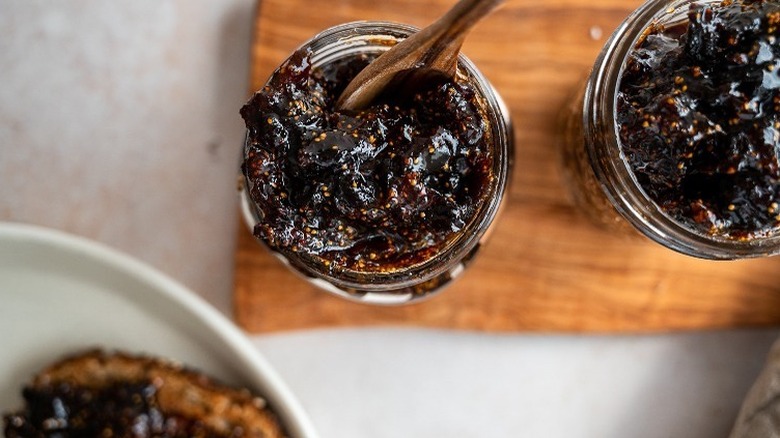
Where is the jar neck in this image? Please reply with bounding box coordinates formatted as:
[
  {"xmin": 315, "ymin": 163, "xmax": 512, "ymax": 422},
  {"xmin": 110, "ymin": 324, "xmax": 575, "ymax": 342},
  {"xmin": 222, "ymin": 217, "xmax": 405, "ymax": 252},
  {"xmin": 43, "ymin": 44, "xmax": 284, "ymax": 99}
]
[{"xmin": 583, "ymin": 0, "xmax": 780, "ymax": 259}]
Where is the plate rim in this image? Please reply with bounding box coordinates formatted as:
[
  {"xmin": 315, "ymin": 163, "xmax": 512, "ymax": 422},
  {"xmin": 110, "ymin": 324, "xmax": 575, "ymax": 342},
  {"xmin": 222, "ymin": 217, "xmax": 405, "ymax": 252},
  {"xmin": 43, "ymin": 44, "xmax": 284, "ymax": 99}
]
[{"xmin": 0, "ymin": 221, "xmax": 319, "ymax": 438}]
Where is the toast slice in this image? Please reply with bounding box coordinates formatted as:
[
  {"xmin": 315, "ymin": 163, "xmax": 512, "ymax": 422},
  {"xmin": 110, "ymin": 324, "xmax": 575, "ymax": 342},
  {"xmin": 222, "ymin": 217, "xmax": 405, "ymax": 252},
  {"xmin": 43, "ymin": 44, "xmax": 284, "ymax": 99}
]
[{"xmin": 3, "ymin": 349, "xmax": 286, "ymax": 437}]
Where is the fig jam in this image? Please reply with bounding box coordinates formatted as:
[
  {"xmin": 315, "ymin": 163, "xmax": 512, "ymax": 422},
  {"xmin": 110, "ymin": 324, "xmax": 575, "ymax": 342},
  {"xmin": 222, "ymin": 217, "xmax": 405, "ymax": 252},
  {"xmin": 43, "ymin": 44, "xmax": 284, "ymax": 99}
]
[
  {"xmin": 241, "ymin": 50, "xmax": 494, "ymax": 274},
  {"xmin": 617, "ymin": 0, "xmax": 780, "ymax": 240},
  {"xmin": 4, "ymin": 382, "xmax": 229, "ymax": 438}
]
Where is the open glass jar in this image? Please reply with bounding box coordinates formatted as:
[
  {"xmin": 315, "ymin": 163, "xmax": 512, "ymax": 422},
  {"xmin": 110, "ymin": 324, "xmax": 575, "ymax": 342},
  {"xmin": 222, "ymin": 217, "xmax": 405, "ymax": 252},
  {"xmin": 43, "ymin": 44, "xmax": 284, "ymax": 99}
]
[
  {"xmin": 558, "ymin": 0, "xmax": 780, "ymax": 260},
  {"xmin": 239, "ymin": 21, "xmax": 512, "ymax": 304}
]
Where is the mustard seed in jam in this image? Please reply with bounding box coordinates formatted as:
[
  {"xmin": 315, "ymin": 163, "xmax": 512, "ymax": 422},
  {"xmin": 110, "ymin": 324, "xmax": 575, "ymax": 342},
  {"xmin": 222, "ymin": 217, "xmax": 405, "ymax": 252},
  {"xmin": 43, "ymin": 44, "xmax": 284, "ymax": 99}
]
[
  {"xmin": 617, "ymin": 0, "xmax": 780, "ymax": 240},
  {"xmin": 241, "ymin": 50, "xmax": 493, "ymax": 273}
]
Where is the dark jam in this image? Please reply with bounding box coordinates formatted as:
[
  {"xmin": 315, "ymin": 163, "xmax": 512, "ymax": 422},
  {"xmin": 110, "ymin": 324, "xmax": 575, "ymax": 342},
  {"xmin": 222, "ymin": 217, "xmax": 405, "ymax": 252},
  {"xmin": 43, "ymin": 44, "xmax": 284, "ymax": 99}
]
[
  {"xmin": 241, "ymin": 50, "xmax": 493, "ymax": 273},
  {"xmin": 617, "ymin": 0, "xmax": 780, "ymax": 239},
  {"xmin": 4, "ymin": 382, "xmax": 232, "ymax": 438}
]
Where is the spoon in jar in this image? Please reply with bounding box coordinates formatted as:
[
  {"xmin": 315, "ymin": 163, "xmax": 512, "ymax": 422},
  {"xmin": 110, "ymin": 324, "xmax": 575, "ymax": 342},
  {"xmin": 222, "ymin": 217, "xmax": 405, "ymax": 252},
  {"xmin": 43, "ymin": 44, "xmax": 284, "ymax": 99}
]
[{"xmin": 336, "ymin": 0, "xmax": 504, "ymax": 111}]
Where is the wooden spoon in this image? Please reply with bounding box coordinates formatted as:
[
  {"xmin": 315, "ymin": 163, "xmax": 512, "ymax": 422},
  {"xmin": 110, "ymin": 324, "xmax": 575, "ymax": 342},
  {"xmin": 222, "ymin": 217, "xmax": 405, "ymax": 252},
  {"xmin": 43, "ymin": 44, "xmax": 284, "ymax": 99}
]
[{"xmin": 336, "ymin": 0, "xmax": 504, "ymax": 111}]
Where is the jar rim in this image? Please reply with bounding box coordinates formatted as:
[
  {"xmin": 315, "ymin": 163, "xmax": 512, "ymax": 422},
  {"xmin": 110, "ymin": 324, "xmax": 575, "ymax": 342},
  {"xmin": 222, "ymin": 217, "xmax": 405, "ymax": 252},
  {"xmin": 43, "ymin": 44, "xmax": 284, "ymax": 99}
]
[
  {"xmin": 583, "ymin": 0, "xmax": 780, "ymax": 259},
  {"xmin": 242, "ymin": 21, "xmax": 513, "ymax": 296}
]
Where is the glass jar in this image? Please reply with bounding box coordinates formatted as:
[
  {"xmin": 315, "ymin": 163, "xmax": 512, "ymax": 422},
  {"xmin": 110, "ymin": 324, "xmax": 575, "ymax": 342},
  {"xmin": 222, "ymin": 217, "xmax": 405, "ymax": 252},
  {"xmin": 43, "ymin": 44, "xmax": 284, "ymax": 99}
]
[
  {"xmin": 239, "ymin": 21, "xmax": 513, "ymax": 304},
  {"xmin": 558, "ymin": 0, "xmax": 780, "ymax": 260}
]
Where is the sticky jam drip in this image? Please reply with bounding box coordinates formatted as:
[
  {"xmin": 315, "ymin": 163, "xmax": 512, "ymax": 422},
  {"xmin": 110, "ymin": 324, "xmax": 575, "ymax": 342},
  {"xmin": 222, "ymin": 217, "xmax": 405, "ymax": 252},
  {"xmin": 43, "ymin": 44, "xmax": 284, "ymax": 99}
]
[
  {"xmin": 617, "ymin": 0, "xmax": 780, "ymax": 239},
  {"xmin": 241, "ymin": 50, "xmax": 493, "ymax": 273}
]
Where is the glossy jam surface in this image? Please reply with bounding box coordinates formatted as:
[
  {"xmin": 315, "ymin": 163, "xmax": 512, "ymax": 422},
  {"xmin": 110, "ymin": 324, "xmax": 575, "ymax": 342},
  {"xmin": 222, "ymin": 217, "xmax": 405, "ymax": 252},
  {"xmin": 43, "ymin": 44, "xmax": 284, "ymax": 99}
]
[
  {"xmin": 4, "ymin": 382, "xmax": 234, "ymax": 438},
  {"xmin": 241, "ymin": 50, "xmax": 493, "ymax": 273},
  {"xmin": 617, "ymin": 0, "xmax": 780, "ymax": 239}
]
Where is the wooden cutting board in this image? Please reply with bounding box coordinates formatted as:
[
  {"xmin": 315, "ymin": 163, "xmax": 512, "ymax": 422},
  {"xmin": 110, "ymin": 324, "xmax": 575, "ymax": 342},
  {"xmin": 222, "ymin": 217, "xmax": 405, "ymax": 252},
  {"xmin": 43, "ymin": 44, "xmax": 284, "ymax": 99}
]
[{"xmin": 234, "ymin": 0, "xmax": 780, "ymax": 333}]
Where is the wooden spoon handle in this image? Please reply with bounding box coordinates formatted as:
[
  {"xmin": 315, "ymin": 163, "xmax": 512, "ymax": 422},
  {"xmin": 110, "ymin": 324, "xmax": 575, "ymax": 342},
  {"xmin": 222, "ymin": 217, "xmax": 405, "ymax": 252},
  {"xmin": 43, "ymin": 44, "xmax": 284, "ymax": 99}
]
[
  {"xmin": 413, "ymin": 0, "xmax": 504, "ymax": 71},
  {"xmin": 436, "ymin": 0, "xmax": 505, "ymax": 43},
  {"xmin": 337, "ymin": 0, "xmax": 504, "ymax": 111}
]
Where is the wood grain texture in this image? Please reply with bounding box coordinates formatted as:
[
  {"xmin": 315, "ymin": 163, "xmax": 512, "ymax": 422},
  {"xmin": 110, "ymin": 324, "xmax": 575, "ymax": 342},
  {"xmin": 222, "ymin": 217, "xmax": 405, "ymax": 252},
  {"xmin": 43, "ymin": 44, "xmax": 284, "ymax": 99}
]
[{"xmin": 234, "ymin": 0, "xmax": 780, "ymax": 333}]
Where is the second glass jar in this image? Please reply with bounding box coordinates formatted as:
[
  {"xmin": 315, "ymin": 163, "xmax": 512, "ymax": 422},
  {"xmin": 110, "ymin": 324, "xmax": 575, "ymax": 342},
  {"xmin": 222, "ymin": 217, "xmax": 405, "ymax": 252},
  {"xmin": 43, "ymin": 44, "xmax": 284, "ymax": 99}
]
[{"xmin": 558, "ymin": 0, "xmax": 780, "ymax": 259}]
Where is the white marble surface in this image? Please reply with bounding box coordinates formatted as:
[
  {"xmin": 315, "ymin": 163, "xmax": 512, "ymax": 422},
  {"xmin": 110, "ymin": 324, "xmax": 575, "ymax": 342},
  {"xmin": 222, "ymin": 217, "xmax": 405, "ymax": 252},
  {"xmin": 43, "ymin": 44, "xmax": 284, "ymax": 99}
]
[{"xmin": 1, "ymin": 2, "xmax": 779, "ymax": 437}]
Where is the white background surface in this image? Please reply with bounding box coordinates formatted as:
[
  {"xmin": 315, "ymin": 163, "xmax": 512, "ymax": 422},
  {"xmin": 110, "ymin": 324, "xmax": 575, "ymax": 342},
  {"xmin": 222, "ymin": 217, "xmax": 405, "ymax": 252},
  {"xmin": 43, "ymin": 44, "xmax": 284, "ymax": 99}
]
[{"xmin": 1, "ymin": 2, "xmax": 778, "ymax": 437}]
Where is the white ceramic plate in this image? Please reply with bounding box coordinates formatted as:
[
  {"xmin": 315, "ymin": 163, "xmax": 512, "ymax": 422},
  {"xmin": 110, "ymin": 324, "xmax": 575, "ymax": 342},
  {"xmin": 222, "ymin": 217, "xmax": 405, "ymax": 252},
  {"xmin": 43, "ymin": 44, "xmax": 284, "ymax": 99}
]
[{"xmin": 0, "ymin": 222, "xmax": 318, "ymax": 438}]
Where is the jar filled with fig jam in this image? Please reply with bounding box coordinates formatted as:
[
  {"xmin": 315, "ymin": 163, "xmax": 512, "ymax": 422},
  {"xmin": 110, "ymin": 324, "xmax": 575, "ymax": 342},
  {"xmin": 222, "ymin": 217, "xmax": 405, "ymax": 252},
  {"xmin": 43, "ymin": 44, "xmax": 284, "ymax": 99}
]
[
  {"xmin": 559, "ymin": 0, "xmax": 780, "ymax": 259},
  {"xmin": 239, "ymin": 22, "xmax": 512, "ymax": 303}
]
